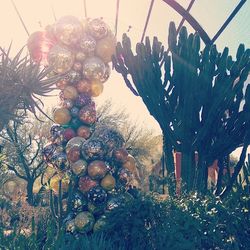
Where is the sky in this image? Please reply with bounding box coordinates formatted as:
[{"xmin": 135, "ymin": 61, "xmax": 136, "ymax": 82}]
[{"xmin": 0, "ymin": 0, "xmax": 249, "ymax": 157}]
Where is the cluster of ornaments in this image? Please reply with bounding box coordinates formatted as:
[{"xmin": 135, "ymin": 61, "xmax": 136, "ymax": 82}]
[{"xmin": 28, "ymin": 16, "xmax": 138, "ymax": 234}]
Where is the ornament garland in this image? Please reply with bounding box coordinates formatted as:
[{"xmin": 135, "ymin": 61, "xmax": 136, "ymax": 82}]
[{"xmin": 28, "ymin": 15, "xmax": 138, "ymax": 234}]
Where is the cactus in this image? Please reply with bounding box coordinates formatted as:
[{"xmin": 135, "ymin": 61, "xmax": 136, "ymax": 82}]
[{"xmin": 112, "ymin": 22, "xmax": 250, "ymax": 194}]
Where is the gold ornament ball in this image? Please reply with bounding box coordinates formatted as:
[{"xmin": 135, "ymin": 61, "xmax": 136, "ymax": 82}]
[
  {"xmin": 88, "ymin": 18, "xmax": 109, "ymax": 40},
  {"xmin": 101, "ymin": 174, "xmax": 116, "ymax": 191},
  {"xmin": 76, "ymin": 80, "xmax": 92, "ymax": 94},
  {"xmin": 90, "ymin": 80, "xmax": 104, "ymax": 97},
  {"xmin": 82, "ymin": 56, "xmax": 106, "ymax": 81},
  {"xmin": 95, "ymin": 33, "xmax": 116, "ymax": 63},
  {"xmin": 75, "ymin": 51, "xmax": 87, "ymax": 62},
  {"xmin": 48, "ymin": 45, "xmax": 75, "ymax": 74},
  {"xmin": 74, "ymin": 212, "xmax": 95, "ymax": 233},
  {"xmin": 54, "ymin": 15, "xmax": 83, "ymax": 46},
  {"xmin": 63, "ymin": 85, "xmax": 78, "ymax": 100},
  {"xmin": 88, "ymin": 160, "xmax": 107, "ymax": 180},
  {"xmin": 53, "ymin": 107, "xmax": 71, "ymax": 125}
]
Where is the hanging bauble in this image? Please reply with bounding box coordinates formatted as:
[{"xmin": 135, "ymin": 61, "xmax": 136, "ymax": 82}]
[
  {"xmin": 87, "ymin": 186, "xmax": 107, "ymax": 206},
  {"xmin": 95, "ymin": 33, "xmax": 116, "ymax": 63},
  {"xmin": 70, "ymin": 118, "xmax": 83, "ymax": 129},
  {"xmin": 70, "ymin": 106, "xmax": 80, "ymax": 118},
  {"xmin": 50, "ymin": 124, "xmax": 63, "ymax": 138},
  {"xmin": 50, "ymin": 174, "xmax": 70, "ymax": 194},
  {"xmin": 76, "ymin": 80, "xmax": 92, "ymax": 94},
  {"xmin": 65, "ymin": 219, "xmax": 76, "ymax": 233},
  {"xmin": 100, "ymin": 174, "xmax": 116, "ymax": 191},
  {"xmin": 82, "ymin": 56, "xmax": 105, "ymax": 81},
  {"xmin": 122, "ymin": 155, "xmax": 137, "ymax": 174},
  {"xmin": 93, "ymin": 215, "xmax": 107, "ymax": 232},
  {"xmin": 90, "ymin": 81, "xmax": 104, "ymax": 97},
  {"xmin": 79, "ymin": 34, "xmax": 96, "ymax": 54},
  {"xmin": 63, "ymin": 86, "xmax": 78, "ymax": 100},
  {"xmin": 48, "ymin": 45, "xmax": 74, "ymax": 74},
  {"xmin": 82, "ymin": 139, "xmax": 107, "ymax": 160},
  {"xmin": 100, "ymin": 63, "xmax": 111, "ymax": 83},
  {"xmin": 71, "ymin": 159, "xmax": 88, "ymax": 176},
  {"xmin": 63, "ymin": 128, "xmax": 76, "ymax": 142},
  {"xmin": 71, "ymin": 192, "xmax": 88, "ymax": 212},
  {"xmin": 56, "ymin": 78, "xmax": 69, "ymax": 90},
  {"xmin": 95, "ymin": 127, "xmax": 124, "ymax": 152},
  {"xmin": 66, "ymin": 146, "xmax": 81, "ymax": 163},
  {"xmin": 61, "ymin": 99, "xmax": 74, "ymax": 109},
  {"xmin": 88, "ymin": 18, "xmax": 109, "ymax": 40},
  {"xmin": 51, "ymin": 152, "xmax": 69, "ymax": 171},
  {"xmin": 75, "ymin": 51, "xmax": 87, "ymax": 62},
  {"xmin": 53, "ymin": 107, "xmax": 71, "ymax": 125},
  {"xmin": 65, "ymin": 70, "xmax": 81, "ymax": 84},
  {"xmin": 118, "ymin": 168, "xmax": 132, "ymax": 186},
  {"xmin": 54, "ymin": 15, "xmax": 83, "ymax": 46},
  {"xmin": 113, "ymin": 148, "xmax": 129, "ymax": 163},
  {"xmin": 78, "ymin": 104, "xmax": 97, "ymax": 125},
  {"xmin": 74, "ymin": 211, "xmax": 95, "ymax": 233},
  {"xmin": 77, "ymin": 125, "xmax": 92, "ymax": 139},
  {"xmin": 27, "ymin": 31, "xmax": 56, "ymax": 65},
  {"xmin": 87, "ymin": 160, "xmax": 107, "ymax": 180},
  {"xmin": 73, "ymin": 61, "xmax": 83, "ymax": 72},
  {"xmin": 75, "ymin": 93, "xmax": 91, "ymax": 107},
  {"xmin": 42, "ymin": 142, "xmax": 56, "ymax": 162},
  {"xmin": 66, "ymin": 136, "xmax": 86, "ymax": 154},
  {"xmin": 78, "ymin": 176, "xmax": 98, "ymax": 193}
]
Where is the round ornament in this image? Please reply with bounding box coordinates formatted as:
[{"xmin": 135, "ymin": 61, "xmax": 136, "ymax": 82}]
[
  {"xmin": 88, "ymin": 18, "xmax": 109, "ymax": 40},
  {"xmin": 75, "ymin": 93, "xmax": 91, "ymax": 107},
  {"xmin": 100, "ymin": 174, "xmax": 116, "ymax": 191},
  {"xmin": 73, "ymin": 61, "xmax": 83, "ymax": 72},
  {"xmin": 63, "ymin": 86, "xmax": 78, "ymax": 100},
  {"xmin": 63, "ymin": 128, "xmax": 76, "ymax": 141},
  {"xmin": 54, "ymin": 15, "xmax": 83, "ymax": 46},
  {"xmin": 66, "ymin": 136, "xmax": 86, "ymax": 154},
  {"xmin": 77, "ymin": 125, "xmax": 92, "ymax": 139},
  {"xmin": 95, "ymin": 33, "xmax": 116, "ymax": 63},
  {"xmin": 66, "ymin": 146, "xmax": 81, "ymax": 163},
  {"xmin": 70, "ymin": 106, "xmax": 80, "ymax": 118},
  {"xmin": 50, "ymin": 124, "xmax": 63, "ymax": 137},
  {"xmin": 71, "ymin": 159, "xmax": 88, "ymax": 176},
  {"xmin": 79, "ymin": 34, "xmax": 96, "ymax": 54},
  {"xmin": 90, "ymin": 81, "xmax": 104, "ymax": 97},
  {"xmin": 78, "ymin": 104, "xmax": 97, "ymax": 125},
  {"xmin": 65, "ymin": 70, "xmax": 81, "ymax": 84},
  {"xmin": 82, "ymin": 56, "xmax": 105, "ymax": 81},
  {"xmin": 87, "ymin": 186, "xmax": 107, "ymax": 205},
  {"xmin": 61, "ymin": 99, "xmax": 74, "ymax": 109},
  {"xmin": 93, "ymin": 215, "xmax": 106, "ymax": 232},
  {"xmin": 122, "ymin": 155, "xmax": 137, "ymax": 174},
  {"xmin": 48, "ymin": 45, "xmax": 74, "ymax": 74},
  {"xmin": 75, "ymin": 51, "xmax": 87, "ymax": 62},
  {"xmin": 78, "ymin": 176, "xmax": 98, "ymax": 193},
  {"xmin": 76, "ymin": 80, "xmax": 92, "ymax": 94},
  {"xmin": 82, "ymin": 139, "xmax": 107, "ymax": 160},
  {"xmin": 87, "ymin": 160, "xmax": 107, "ymax": 180},
  {"xmin": 113, "ymin": 148, "xmax": 129, "ymax": 163},
  {"xmin": 87, "ymin": 203, "xmax": 105, "ymax": 216},
  {"xmin": 56, "ymin": 78, "xmax": 68, "ymax": 90},
  {"xmin": 65, "ymin": 219, "xmax": 76, "ymax": 233},
  {"xmin": 74, "ymin": 212, "xmax": 95, "ymax": 233},
  {"xmin": 53, "ymin": 107, "xmax": 71, "ymax": 125}
]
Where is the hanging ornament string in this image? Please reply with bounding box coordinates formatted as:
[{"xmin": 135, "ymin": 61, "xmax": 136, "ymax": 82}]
[
  {"xmin": 83, "ymin": 0, "xmax": 88, "ymax": 18},
  {"xmin": 141, "ymin": 0, "xmax": 155, "ymax": 43},
  {"xmin": 10, "ymin": 0, "xmax": 30, "ymax": 37},
  {"xmin": 115, "ymin": 0, "xmax": 120, "ymax": 37}
]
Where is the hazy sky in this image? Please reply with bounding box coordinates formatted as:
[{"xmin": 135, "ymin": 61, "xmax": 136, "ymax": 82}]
[{"xmin": 0, "ymin": 0, "xmax": 249, "ymax": 156}]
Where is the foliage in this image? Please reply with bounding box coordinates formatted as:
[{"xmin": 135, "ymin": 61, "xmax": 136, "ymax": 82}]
[
  {"xmin": 0, "ymin": 46, "xmax": 59, "ymax": 131},
  {"xmin": 112, "ymin": 22, "xmax": 250, "ymax": 194}
]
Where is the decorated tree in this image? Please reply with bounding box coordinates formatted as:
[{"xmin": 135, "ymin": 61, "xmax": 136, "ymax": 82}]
[
  {"xmin": 28, "ymin": 16, "xmax": 138, "ymax": 235},
  {"xmin": 112, "ymin": 22, "xmax": 250, "ymax": 195}
]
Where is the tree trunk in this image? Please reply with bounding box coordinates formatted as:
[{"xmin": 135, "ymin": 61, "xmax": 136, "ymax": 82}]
[
  {"xmin": 196, "ymin": 153, "xmax": 208, "ymax": 193},
  {"xmin": 27, "ymin": 180, "xmax": 34, "ymax": 205}
]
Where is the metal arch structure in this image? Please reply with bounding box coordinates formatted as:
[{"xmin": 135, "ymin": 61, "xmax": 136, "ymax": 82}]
[{"xmin": 161, "ymin": 0, "xmax": 247, "ymax": 45}]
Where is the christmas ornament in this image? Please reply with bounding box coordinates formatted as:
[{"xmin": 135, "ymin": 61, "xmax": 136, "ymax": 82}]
[
  {"xmin": 75, "ymin": 93, "xmax": 91, "ymax": 107},
  {"xmin": 54, "ymin": 15, "xmax": 83, "ymax": 46},
  {"xmin": 71, "ymin": 192, "xmax": 88, "ymax": 212},
  {"xmin": 88, "ymin": 18, "xmax": 109, "ymax": 40},
  {"xmin": 82, "ymin": 139, "xmax": 107, "ymax": 160},
  {"xmin": 63, "ymin": 86, "xmax": 79, "ymax": 100},
  {"xmin": 70, "ymin": 118, "xmax": 83, "ymax": 129},
  {"xmin": 48, "ymin": 45, "xmax": 74, "ymax": 73},
  {"xmin": 75, "ymin": 51, "xmax": 87, "ymax": 62},
  {"xmin": 65, "ymin": 219, "xmax": 76, "ymax": 233},
  {"xmin": 73, "ymin": 61, "xmax": 83, "ymax": 72},
  {"xmin": 93, "ymin": 215, "xmax": 106, "ymax": 232},
  {"xmin": 101, "ymin": 174, "xmax": 116, "ymax": 191},
  {"xmin": 87, "ymin": 160, "xmax": 107, "ymax": 180},
  {"xmin": 79, "ymin": 34, "xmax": 96, "ymax": 54},
  {"xmin": 76, "ymin": 80, "xmax": 92, "ymax": 94},
  {"xmin": 82, "ymin": 56, "xmax": 105, "ymax": 81},
  {"xmin": 63, "ymin": 128, "xmax": 76, "ymax": 141},
  {"xmin": 90, "ymin": 81, "xmax": 104, "ymax": 97},
  {"xmin": 95, "ymin": 33, "xmax": 116, "ymax": 63},
  {"xmin": 78, "ymin": 104, "xmax": 97, "ymax": 125},
  {"xmin": 71, "ymin": 159, "xmax": 88, "ymax": 176},
  {"xmin": 61, "ymin": 99, "xmax": 74, "ymax": 109},
  {"xmin": 65, "ymin": 70, "xmax": 81, "ymax": 84},
  {"xmin": 50, "ymin": 124, "xmax": 63, "ymax": 138},
  {"xmin": 77, "ymin": 125, "xmax": 92, "ymax": 139},
  {"xmin": 66, "ymin": 146, "xmax": 81, "ymax": 163},
  {"xmin": 113, "ymin": 148, "xmax": 129, "ymax": 163},
  {"xmin": 87, "ymin": 186, "xmax": 107, "ymax": 205},
  {"xmin": 53, "ymin": 107, "xmax": 71, "ymax": 125},
  {"xmin": 70, "ymin": 106, "xmax": 80, "ymax": 118},
  {"xmin": 66, "ymin": 137, "xmax": 86, "ymax": 153},
  {"xmin": 122, "ymin": 154, "xmax": 137, "ymax": 174},
  {"xmin": 56, "ymin": 78, "xmax": 69, "ymax": 90},
  {"xmin": 78, "ymin": 176, "xmax": 98, "ymax": 193},
  {"xmin": 74, "ymin": 212, "xmax": 94, "ymax": 233}
]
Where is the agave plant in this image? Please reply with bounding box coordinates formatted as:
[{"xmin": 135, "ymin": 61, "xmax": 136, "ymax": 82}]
[{"xmin": 0, "ymin": 45, "xmax": 60, "ymax": 131}]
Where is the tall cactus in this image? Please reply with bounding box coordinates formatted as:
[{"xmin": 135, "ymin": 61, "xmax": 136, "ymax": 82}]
[{"xmin": 112, "ymin": 22, "xmax": 250, "ymax": 194}]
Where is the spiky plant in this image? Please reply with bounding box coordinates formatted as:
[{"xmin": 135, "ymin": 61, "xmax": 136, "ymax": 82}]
[{"xmin": 0, "ymin": 45, "xmax": 60, "ymax": 131}]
